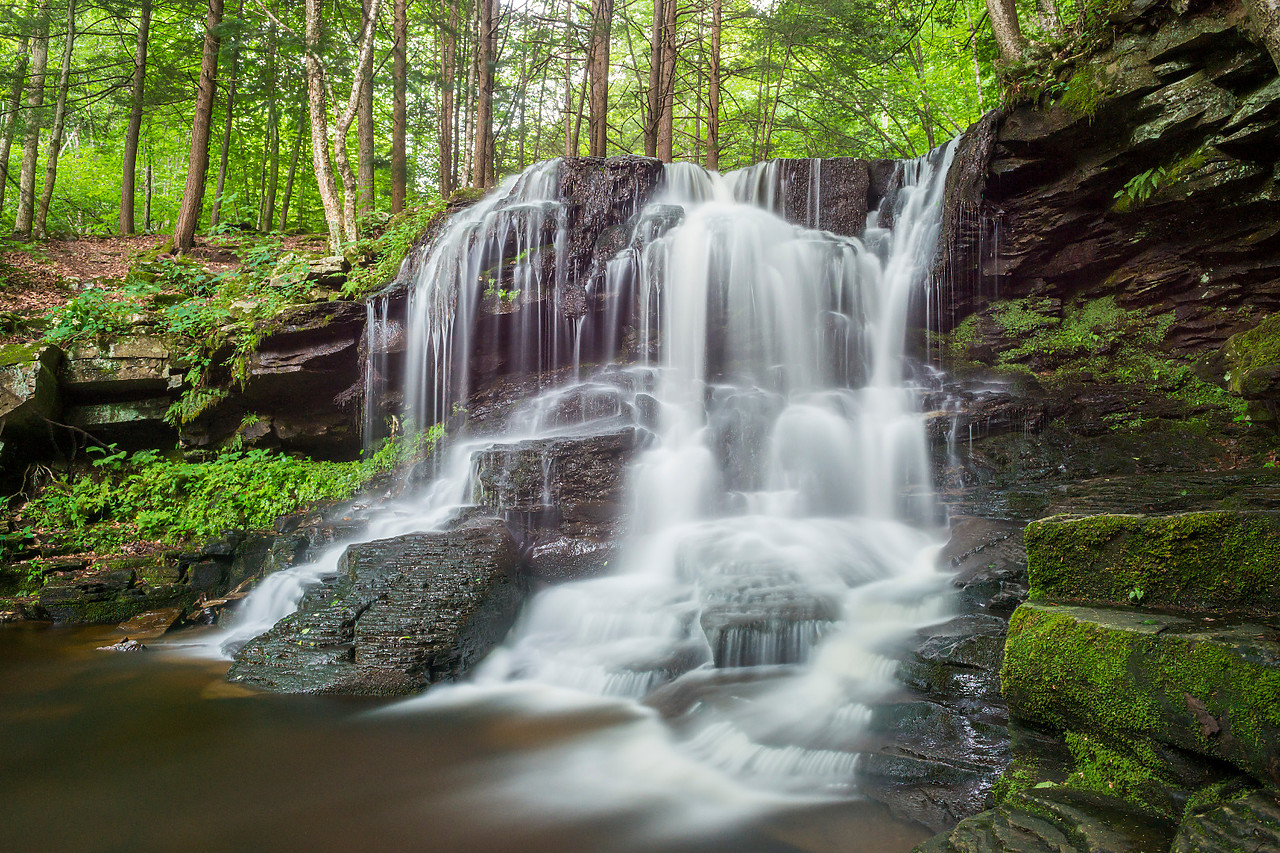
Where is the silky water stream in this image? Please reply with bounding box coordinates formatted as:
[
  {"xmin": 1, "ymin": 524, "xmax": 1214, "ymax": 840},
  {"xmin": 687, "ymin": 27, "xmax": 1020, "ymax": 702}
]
[{"xmin": 0, "ymin": 146, "xmax": 961, "ymax": 852}]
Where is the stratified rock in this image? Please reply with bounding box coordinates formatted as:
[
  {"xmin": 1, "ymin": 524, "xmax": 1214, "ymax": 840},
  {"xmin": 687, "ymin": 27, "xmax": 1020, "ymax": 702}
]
[
  {"xmin": 227, "ymin": 520, "xmax": 523, "ymax": 695},
  {"xmin": 913, "ymin": 786, "xmax": 1177, "ymax": 853},
  {"xmin": 0, "ymin": 343, "xmax": 61, "ymax": 436},
  {"xmin": 1001, "ymin": 602, "xmax": 1280, "ymax": 786},
  {"xmin": 114, "ymin": 607, "xmax": 183, "ymax": 640},
  {"xmin": 1024, "ymin": 511, "xmax": 1280, "ymax": 614},
  {"xmin": 1172, "ymin": 789, "xmax": 1280, "ymax": 852},
  {"xmin": 61, "ymin": 336, "xmax": 172, "ymax": 397}
]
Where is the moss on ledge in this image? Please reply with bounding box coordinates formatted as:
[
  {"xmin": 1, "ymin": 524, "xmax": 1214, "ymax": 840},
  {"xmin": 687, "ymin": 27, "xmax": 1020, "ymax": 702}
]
[
  {"xmin": 1001, "ymin": 602, "xmax": 1280, "ymax": 787},
  {"xmin": 1024, "ymin": 511, "xmax": 1280, "ymax": 614}
]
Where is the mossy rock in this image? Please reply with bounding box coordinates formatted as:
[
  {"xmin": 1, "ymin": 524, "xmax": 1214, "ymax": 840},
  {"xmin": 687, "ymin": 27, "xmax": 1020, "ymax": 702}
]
[
  {"xmin": 1172, "ymin": 788, "xmax": 1280, "ymax": 852},
  {"xmin": 1024, "ymin": 511, "xmax": 1280, "ymax": 614},
  {"xmin": 1223, "ymin": 313, "xmax": 1280, "ymax": 400},
  {"xmin": 1001, "ymin": 602, "xmax": 1280, "ymax": 787}
]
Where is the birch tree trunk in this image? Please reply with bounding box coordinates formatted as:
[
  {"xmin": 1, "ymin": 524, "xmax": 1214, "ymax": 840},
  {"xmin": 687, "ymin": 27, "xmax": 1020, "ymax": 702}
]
[{"xmin": 303, "ymin": 0, "xmax": 344, "ymax": 251}]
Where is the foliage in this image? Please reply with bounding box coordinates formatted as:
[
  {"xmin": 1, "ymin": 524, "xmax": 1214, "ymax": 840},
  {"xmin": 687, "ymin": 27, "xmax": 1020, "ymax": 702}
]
[
  {"xmin": 343, "ymin": 201, "xmax": 449, "ymax": 299},
  {"xmin": 19, "ymin": 427, "xmax": 443, "ymax": 554}
]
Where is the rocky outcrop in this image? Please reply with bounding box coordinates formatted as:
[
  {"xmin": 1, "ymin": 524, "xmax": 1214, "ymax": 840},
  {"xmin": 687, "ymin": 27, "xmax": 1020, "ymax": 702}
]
[
  {"xmin": 227, "ymin": 519, "xmax": 523, "ymax": 695},
  {"xmin": 181, "ymin": 301, "xmax": 367, "ymax": 459},
  {"xmin": 1172, "ymin": 788, "xmax": 1280, "ymax": 852}
]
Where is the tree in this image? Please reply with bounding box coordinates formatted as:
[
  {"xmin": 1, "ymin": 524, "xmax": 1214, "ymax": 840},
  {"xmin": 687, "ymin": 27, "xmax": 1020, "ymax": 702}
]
[
  {"xmin": 588, "ymin": 0, "xmax": 614, "ymax": 156},
  {"xmin": 473, "ymin": 0, "xmax": 497, "ymax": 186},
  {"xmin": 210, "ymin": 0, "xmax": 243, "ymax": 231},
  {"xmin": 985, "ymin": 0, "xmax": 1025, "ymax": 63},
  {"xmin": 705, "ymin": 0, "xmax": 720, "ymax": 169},
  {"xmin": 357, "ymin": 0, "xmax": 376, "ymax": 217},
  {"xmin": 173, "ymin": 0, "xmax": 225, "ymax": 253},
  {"xmin": 0, "ymin": 33, "xmax": 31, "ymax": 221},
  {"xmin": 391, "ymin": 0, "xmax": 408, "ymax": 212},
  {"xmin": 119, "ymin": 0, "xmax": 152, "ymax": 234},
  {"xmin": 35, "ymin": 0, "xmax": 75, "ymax": 238},
  {"xmin": 14, "ymin": 0, "xmax": 51, "ymax": 238}
]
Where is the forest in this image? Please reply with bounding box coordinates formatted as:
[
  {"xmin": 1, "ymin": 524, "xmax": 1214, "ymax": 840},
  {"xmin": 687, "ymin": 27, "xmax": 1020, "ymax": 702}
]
[{"xmin": 0, "ymin": 0, "xmax": 1096, "ymax": 252}]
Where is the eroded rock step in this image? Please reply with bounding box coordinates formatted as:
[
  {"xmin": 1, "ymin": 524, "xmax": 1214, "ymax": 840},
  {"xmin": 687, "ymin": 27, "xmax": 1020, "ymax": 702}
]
[{"xmin": 227, "ymin": 518, "xmax": 522, "ymax": 695}]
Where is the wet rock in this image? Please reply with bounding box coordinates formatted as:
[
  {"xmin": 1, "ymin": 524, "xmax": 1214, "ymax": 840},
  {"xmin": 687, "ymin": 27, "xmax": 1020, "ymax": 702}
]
[
  {"xmin": 1024, "ymin": 510, "xmax": 1280, "ymax": 614},
  {"xmin": 114, "ymin": 607, "xmax": 183, "ymax": 640},
  {"xmin": 524, "ymin": 535, "xmax": 614, "ymax": 583},
  {"xmin": 97, "ymin": 638, "xmax": 146, "ymax": 652},
  {"xmin": 1172, "ymin": 788, "xmax": 1280, "ymax": 852},
  {"xmin": 940, "ymin": 516, "xmax": 1028, "ymax": 614},
  {"xmin": 1002, "ymin": 602, "xmax": 1280, "ymax": 786},
  {"xmin": 227, "ymin": 520, "xmax": 523, "ymax": 695},
  {"xmin": 914, "ymin": 786, "xmax": 1177, "ymax": 853},
  {"xmin": 899, "ymin": 614, "xmax": 1008, "ymax": 700}
]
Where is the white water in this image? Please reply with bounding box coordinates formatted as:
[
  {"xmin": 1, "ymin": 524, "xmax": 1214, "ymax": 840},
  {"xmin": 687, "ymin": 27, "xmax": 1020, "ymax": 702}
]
[{"xmin": 206, "ymin": 145, "xmax": 959, "ymax": 801}]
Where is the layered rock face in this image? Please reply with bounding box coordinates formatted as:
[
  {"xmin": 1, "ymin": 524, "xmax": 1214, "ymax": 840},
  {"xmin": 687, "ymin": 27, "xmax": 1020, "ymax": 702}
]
[{"xmin": 227, "ymin": 519, "xmax": 523, "ymax": 695}]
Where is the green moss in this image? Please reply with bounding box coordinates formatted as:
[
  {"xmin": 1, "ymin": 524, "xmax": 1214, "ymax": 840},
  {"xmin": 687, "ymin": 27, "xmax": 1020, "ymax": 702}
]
[
  {"xmin": 0, "ymin": 342, "xmax": 41, "ymax": 367},
  {"xmin": 1060, "ymin": 67, "xmax": 1104, "ymax": 121},
  {"xmin": 1024, "ymin": 511, "xmax": 1280, "ymax": 613},
  {"xmin": 1224, "ymin": 313, "xmax": 1280, "ymax": 394},
  {"xmin": 1062, "ymin": 731, "xmax": 1174, "ymax": 818},
  {"xmin": 1001, "ymin": 603, "xmax": 1280, "ymax": 784}
]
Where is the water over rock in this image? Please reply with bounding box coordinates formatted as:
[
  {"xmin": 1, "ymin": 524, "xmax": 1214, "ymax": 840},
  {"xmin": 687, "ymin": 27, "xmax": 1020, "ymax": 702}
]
[{"xmin": 227, "ymin": 519, "xmax": 523, "ymax": 695}]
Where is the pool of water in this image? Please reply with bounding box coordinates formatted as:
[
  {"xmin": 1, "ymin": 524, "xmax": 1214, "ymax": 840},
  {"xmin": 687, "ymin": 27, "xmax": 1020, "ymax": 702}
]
[{"xmin": 0, "ymin": 623, "xmax": 930, "ymax": 853}]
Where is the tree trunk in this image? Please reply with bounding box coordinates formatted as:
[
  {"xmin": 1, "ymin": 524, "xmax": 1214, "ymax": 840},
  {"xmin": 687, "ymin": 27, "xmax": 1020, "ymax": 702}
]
[
  {"xmin": 144, "ymin": 158, "xmax": 153, "ymax": 231},
  {"xmin": 330, "ymin": 0, "xmax": 384, "ymax": 243},
  {"xmin": 985, "ymin": 0, "xmax": 1025, "ymax": 64},
  {"xmin": 910, "ymin": 41, "xmax": 936, "ymax": 150},
  {"xmin": 303, "ymin": 0, "xmax": 345, "ymax": 250},
  {"xmin": 392, "ymin": 0, "xmax": 407, "ymax": 212},
  {"xmin": 587, "ymin": 0, "xmax": 612, "ymax": 157},
  {"xmin": 14, "ymin": 0, "xmax": 51, "ymax": 238},
  {"xmin": 279, "ymin": 93, "xmax": 305, "ymax": 230},
  {"xmin": 357, "ymin": 0, "xmax": 376, "ymax": 218},
  {"xmin": 119, "ymin": 0, "xmax": 150, "ymax": 234},
  {"xmin": 439, "ymin": 0, "xmax": 457, "ymax": 197},
  {"xmin": 564, "ymin": 1, "xmax": 575, "ymax": 157},
  {"xmin": 210, "ymin": 0, "xmax": 241, "ymax": 231},
  {"xmin": 656, "ymin": 0, "xmax": 676, "ymax": 162},
  {"xmin": 258, "ymin": 6, "xmax": 279, "ymax": 231},
  {"xmin": 1035, "ymin": 0, "xmax": 1063, "ymax": 37},
  {"xmin": 173, "ymin": 0, "xmax": 223, "ymax": 253},
  {"xmin": 1243, "ymin": 0, "xmax": 1280, "ymax": 73},
  {"xmin": 0, "ymin": 34, "xmax": 31, "ymax": 221},
  {"xmin": 35, "ymin": 0, "xmax": 74, "ymax": 238},
  {"xmin": 705, "ymin": 0, "xmax": 720, "ymax": 170},
  {"xmin": 473, "ymin": 0, "xmax": 495, "ymax": 188},
  {"xmin": 645, "ymin": 0, "xmax": 662, "ymax": 157}
]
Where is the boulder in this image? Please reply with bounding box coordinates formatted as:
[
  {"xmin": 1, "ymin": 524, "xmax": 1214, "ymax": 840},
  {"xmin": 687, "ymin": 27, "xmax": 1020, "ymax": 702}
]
[
  {"xmin": 1001, "ymin": 602, "xmax": 1280, "ymax": 786},
  {"xmin": 227, "ymin": 519, "xmax": 523, "ymax": 695},
  {"xmin": 61, "ymin": 336, "xmax": 172, "ymax": 397},
  {"xmin": 0, "ymin": 343, "xmax": 61, "ymax": 436},
  {"xmin": 913, "ymin": 786, "xmax": 1176, "ymax": 853},
  {"xmin": 114, "ymin": 607, "xmax": 183, "ymax": 640},
  {"xmin": 1172, "ymin": 788, "xmax": 1280, "ymax": 852},
  {"xmin": 1023, "ymin": 511, "xmax": 1280, "ymax": 614}
]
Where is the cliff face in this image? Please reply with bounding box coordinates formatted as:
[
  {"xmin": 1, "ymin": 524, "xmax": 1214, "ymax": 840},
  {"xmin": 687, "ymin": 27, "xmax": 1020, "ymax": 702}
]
[{"xmin": 944, "ymin": 0, "xmax": 1280, "ymax": 353}]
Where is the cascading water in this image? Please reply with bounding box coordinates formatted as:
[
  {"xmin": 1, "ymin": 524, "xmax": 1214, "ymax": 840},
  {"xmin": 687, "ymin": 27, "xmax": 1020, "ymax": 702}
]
[{"xmin": 208, "ymin": 143, "xmax": 959, "ymax": 802}]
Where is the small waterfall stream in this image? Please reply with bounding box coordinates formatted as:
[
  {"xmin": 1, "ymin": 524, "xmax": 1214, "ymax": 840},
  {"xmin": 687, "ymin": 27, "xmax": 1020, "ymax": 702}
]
[{"xmin": 208, "ymin": 143, "xmax": 960, "ymax": 802}]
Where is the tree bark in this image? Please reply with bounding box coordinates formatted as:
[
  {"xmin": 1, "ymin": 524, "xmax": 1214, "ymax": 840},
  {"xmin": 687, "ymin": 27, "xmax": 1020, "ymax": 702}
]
[
  {"xmin": 119, "ymin": 0, "xmax": 150, "ymax": 234},
  {"xmin": 564, "ymin": 1, "xmax": 575, "ymax": 157},
  {"xmin": 330, "ymin": 0, "xmax": 384, "ymax": 242},
  {"xmin": 35, "ymin": 0, "xmax": 74, "ymax": 238},
  {"xmin": 1243, "ymin": 0, "xmax": 1280, "ymax": 73},
  {"xmin": 173, "ymin": 0, "xmax": 223, "ymax": 253},
  {"xmin": 1034, "ymin": 0, "xmax": 1062, "ymax": 37},
  {"xmin": 985, "ymin": 0, "xmax": 1025, "ymax": 64},
  {"xmin": 644, "ymin": 0, "xmax": 662, "ymax": 157},
  {"xmin": 209, "ymin": 1, "xmax": 241, "ymax": 231},
  {"xmin": 473, "ymin": 0, "xmax": 496, "ymax": 187},
  {"xmin": 0, "ymin": 34, "xmax": 31, "ymax": 222},
  {"xmin": 258, "ymin": 6, "xmax": 279, "ymax": 231},
  {"xmin": 303, "ymin": 0, "xmax": 345, "ymax": 250},
  {"xmin": 587, "ymin": 0, "xmax": 613, "ymax": 156},
  {"xmin": 14, "ymin": 0, "xmax": 51, "ymax": 238},
  {"xmin": 392, "ymin": 0, "xmax": 407, "ymax": 212},
  {"xmin": 357, "ymin": 0, "xmax": 376, "ymax": 218},
  {"xmin": 656, "ymin": 0, "xmax": 676, "ymax": 162},
  {"xmin": 439, "ymin": 0, "xmax": 457, "ymax": 197},
  {"xmin": 144, "ymin": 159, "xmax": 153, "ymax": 231},
  {"xmin": 705, "ymin": 0, "xmax": 720, "ymax": 170}
]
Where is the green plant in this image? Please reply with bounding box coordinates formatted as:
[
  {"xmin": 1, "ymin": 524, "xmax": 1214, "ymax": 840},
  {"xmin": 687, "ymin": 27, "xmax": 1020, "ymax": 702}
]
[{"xmin": 343, "ymin": 201, "xmax": 448, "ymax": 299}]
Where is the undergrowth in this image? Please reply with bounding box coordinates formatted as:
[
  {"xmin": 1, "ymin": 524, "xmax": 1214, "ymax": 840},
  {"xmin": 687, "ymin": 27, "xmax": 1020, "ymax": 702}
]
[{"xmin": 19, "ymin": 426, "xmax": 442, "ymax": 554}]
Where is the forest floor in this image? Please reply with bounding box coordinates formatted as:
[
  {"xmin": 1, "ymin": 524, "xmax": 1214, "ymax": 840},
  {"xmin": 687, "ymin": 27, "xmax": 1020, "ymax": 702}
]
[{"xmin": 0, "ymin": 232, "xmax": 329, "ymax": 317}]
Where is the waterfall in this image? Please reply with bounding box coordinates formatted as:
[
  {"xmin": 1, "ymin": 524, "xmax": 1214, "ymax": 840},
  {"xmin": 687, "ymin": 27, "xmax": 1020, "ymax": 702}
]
[{"xmin": 207, "ymin": 143, "xmax": 960, "ymax": 797}]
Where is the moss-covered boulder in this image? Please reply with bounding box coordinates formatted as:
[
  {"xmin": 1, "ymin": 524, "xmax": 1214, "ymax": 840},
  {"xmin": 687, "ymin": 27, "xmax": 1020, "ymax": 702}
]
[
  {"xmin": 0, "ymin": 343, "xmax": 62, "ymax": 434},
  {"xmin": 1223, "ymin": 313, "xmax": 1280, "ymax": 421},
  {"xmin": 1024, "ymin": 511, "xmax": 1280, "ymax": 614},
  {"xmin": 1001, "ymin": 602, "xmax": 1280, "ymax": 786},
  {"xmin": 1172, "ymin": 788, "xmax": 1280, "ymax": 852},
  {"xmin": 912, "ymin": 785, "xmax": 1176, "ymax": 853}
]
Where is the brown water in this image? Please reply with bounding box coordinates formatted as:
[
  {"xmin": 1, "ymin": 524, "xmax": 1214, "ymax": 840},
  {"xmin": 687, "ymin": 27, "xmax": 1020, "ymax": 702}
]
[{"xmin": 0, "ymin": 623, "xmax": 930, "ymax": 853}]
